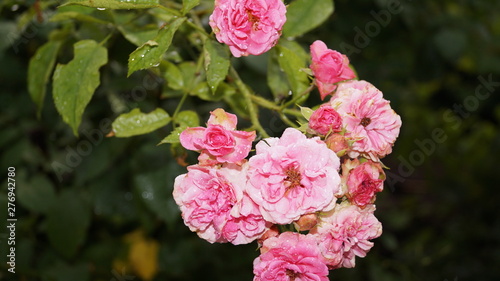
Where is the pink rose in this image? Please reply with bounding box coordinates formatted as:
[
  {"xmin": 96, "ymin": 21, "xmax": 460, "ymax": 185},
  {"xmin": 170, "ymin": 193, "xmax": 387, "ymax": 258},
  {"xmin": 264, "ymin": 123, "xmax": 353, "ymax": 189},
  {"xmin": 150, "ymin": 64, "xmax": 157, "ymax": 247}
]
[
  {"xmin": 253, "ymin": 232, "xmax": 329, "ymax": 281},
  {"xmin": 330, "ymin": 80, "xmax": 402, "ymax": 161},
  {"xmin": 308, "ymin": 103, "xmax": 343, "ymax": 136},
  {"xmin": 246, "ymin": 128, "xmax": 341, "ymax": 224},
  {"xmin": 180, "ymin": 108, "xmax": 256, "ymax": 165},
  {"xmin": 310, "ymin": 201, "xmax": 382, "ymax": 269},
  {"xmin": 344, "ymin": 159, "xmax": 384, "ymax": 207},
  {"xmin": 310, "ymin": 40, "xmax": 356, "ymax": 99},
  {"xmin": 209, "ymin": 0, "xmax": 286, "ymax": 57},
  {"xmin": 173, "ymin": 163, "xmax": 268, "ymax": 244}
]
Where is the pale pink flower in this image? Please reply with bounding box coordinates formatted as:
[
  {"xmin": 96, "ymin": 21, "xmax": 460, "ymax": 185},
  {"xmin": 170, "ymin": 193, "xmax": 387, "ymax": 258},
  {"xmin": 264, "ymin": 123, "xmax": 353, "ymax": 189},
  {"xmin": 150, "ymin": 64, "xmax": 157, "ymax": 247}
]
[
  {"xmin": 330, "ymin": 80, "xmax": 402, "ymax": 161},
  {"xmin": 308, "ymin": 103, "xmax": 343, "ymax": 136},
  {"xmin": 253, "ymin": 232, "xmax": 329, "ymax": 281},
  {"xmin": 310, "ymin": 40, "xmax": 356, "ymax": 100},
  {"xmin": 310, "ymin": 201, "xmax": 382, "ymax": 269},
  {"xmin": 246, "ymin": 128, "xmax": 341, "ymax": 224},
  {"xmin": 180, "ymin": 108, "xmax": 256, "ymax": 165},
  {"xmin": 209, "ymin": 0, "xmax": 286, "ymax": 57},
  {"xmin": 173, "ymin": 163, "xmax": 268, "ymax": 244},
  {"xmin": 343, "ymin": 159, "xmax": 384, "ymax": 207}
]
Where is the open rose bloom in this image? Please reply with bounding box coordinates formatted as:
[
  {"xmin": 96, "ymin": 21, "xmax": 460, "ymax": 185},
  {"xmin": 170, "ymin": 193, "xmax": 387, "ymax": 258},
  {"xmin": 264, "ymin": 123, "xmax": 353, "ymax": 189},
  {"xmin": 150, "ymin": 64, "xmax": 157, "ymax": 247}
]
[
  {"xmin": 173, "ymin": 163, "xmax": 269, "ymax": 245},
  {"xmin": 254, "ymin": 232, "xmax": 329, "ymax": 281},
  {"xmin": 330, "ymin": 80, "xmax": 402, "ymax": 161},
  {"xmin": 209, "ymin": 0, "xmax": 286, "ymax": 57},
  {"xmin": 310, "ymin": 202, "xmax": 382, "ymax": 269},
  {"xmin": 246, "ymin": 128, "xmax": 341, "ymax": 224}
]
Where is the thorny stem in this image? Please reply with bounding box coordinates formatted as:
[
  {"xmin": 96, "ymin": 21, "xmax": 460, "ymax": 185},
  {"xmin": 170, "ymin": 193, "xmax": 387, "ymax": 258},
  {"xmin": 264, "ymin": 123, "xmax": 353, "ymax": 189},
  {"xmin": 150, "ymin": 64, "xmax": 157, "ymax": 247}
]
[{"xmin": 230, "ymin": 67, "xmax": 270, "ymax": 138}]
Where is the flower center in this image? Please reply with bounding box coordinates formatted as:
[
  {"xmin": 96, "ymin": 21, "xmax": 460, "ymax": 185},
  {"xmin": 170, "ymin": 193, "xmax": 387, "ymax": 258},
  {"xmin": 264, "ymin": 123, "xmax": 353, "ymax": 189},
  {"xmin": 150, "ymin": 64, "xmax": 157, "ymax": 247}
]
[
  {"xmin": 360, "ymin": 117, "xmax": 371, "ymax": 127},
  {"xmin": 284, "ymin": 167, "xmax": 302, "ymax": 190},
  {"xmin": 246, "ymin": 10, "xmax": 260, "ymax": 30},
  {"xmin": 286, "ymin": 269, "xmax": 299, "ymax": 281}
]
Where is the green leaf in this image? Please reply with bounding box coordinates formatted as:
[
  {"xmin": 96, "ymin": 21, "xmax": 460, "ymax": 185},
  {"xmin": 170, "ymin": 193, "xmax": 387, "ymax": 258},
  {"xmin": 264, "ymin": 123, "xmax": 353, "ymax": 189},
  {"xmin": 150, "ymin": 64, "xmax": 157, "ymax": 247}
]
[
  {"xmin": 159, "ymin": 109, "xmax": 199, "ymax": 144},
  {"xmin": 163, "ymin": 61, "xmax": 184, "ymax": 90},
  {"xmin": 176, "ymin": 110, "xmax": 199, "ymax": 127},
  {"xmin": 50, "ymin": 11, "xmax": 111, "ymax": 24},
  {"xmin": 62, "ymin": 0, "xmax": 159, "ymax": 9},
  {"xmin": 158, "ymin": 126, "xmax": 185, "ymax": 145},
  {"xmin": 52, "ymin": 40, "xmax": 108, "ymax": 136},
  {"xmin": 28, "ymin": 40, "xmax": 62, "ymax": 118},
  {"xmin": 46, "ymin": 189, "xmax": 91, "ymax": 259},
  {"xmin": 43, "ymin": 261, "xmax": 90, "ymax": 281},
  {"xmin": 117, "ymin": 23, "xmax": 158, "ymax": 47},
  {"xmin": 276, "ymin": 45, "xmax": 310, "ymax": 97},
  {"xmin": 283, "ymin": 0, "xmax": 334, "ymax": 38},
  {"xmin": 268, "ymin": 48, "xmax": 291, "ymax": 100},
  {"xmin": 17, "ymin": 175, "xmax": 56, "ymax": 214},
  {"xmin": 112, "ymin": 108, "xmax": 171, "ymax": 137},
  {"xmin": 181, "ymin": 0, "xmax": 200, "ymax": 15},
  {"xmin": 128, "ymin": 17, "xmax": 186, "ymax": 76},
  {"xmin": 178, "ymin": 61, "xmax": 197, "ymax": 93},
  {"xmin": 299, "ymin": 106, "xmax": 314, "ymax": 121},
  {"xmin": 191, "ymin": 81, "xmax": 234, "ymax": 101},
  {"xmin": 204, "ymin": 39, "xmax": 230, "ymax": 94}
]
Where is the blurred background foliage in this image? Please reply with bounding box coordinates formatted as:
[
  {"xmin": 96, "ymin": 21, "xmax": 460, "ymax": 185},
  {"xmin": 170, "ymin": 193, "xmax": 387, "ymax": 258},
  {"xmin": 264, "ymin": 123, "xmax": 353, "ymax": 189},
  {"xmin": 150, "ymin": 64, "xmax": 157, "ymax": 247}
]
[{"xmin": 1, "ymin": 0, "xmax": 499, "ymax": 280}]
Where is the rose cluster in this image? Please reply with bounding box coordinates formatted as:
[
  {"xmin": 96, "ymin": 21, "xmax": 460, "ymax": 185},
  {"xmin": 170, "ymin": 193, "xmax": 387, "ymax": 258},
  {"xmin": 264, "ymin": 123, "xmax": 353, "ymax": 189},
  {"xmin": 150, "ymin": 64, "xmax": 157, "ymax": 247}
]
[
  {"xmin": 173, "ymin": 70, "xmax": 400, "ymax": 280},
  {"xmin": 172, "ymin": 2, "xmax": 401, "ymax": 280}
]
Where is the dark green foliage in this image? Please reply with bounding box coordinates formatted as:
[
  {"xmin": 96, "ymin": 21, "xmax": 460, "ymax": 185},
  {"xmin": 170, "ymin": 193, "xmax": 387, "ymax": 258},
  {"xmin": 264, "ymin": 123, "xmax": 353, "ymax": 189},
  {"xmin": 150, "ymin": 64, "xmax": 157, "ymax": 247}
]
[{"xmin": 0, "ymin": 0, "xmax": 499, "ymax": 280}]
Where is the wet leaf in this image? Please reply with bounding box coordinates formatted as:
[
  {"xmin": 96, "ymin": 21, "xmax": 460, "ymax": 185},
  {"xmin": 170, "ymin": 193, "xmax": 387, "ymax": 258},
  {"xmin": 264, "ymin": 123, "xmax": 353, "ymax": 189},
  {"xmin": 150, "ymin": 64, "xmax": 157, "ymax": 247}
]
[
  {"xmin": 112, "ymin": 108, "xmax": 171, "ymax": 137},
  {"xmin": 283, "ymin": 0, "xmax": 334, "ymax": 38},
  {"xmin": 128, "ymin": 17, "xmax": 186, "ymax": 76},
  {"xmin": 52, "ymin": 40, "xmax": 108, "ymax": 136}
]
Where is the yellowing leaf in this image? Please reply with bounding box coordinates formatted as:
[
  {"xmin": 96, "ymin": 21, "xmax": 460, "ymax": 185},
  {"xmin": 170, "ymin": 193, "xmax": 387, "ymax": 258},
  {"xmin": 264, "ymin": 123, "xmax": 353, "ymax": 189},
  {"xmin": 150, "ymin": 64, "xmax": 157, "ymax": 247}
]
[{"xmin": 124, "ymin": 230, "xmax": 159, "ymax": 281}]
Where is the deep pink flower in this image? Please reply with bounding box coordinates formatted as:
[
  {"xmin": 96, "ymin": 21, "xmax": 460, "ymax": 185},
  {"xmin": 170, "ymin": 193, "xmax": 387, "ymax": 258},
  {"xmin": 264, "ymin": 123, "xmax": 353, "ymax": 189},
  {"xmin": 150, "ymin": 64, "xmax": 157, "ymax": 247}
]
[
  {"xmin": 180, "ymin": 108, "xmax": 256, "ymax": 165},
  {"xmin": 209, "ymin": 0, "xmax": 286, "ymax": 57},
  {"xmin": 310, "ymin": 202, "xmax": 382, "ymax": 269},
  {"xmin": 344, "ymin": 159, "xmax": 384, "ymax": 207},
  {"xmin": 253, "ymin": 232, "xmax": 329, "ymax": 281},
  {"xmin": 310, "ymin": 40, "xmax": 356, "ymax": 99},
  {"xmin": 173, "ymin": 163, "xmax": 268, "ymax": 244},
  {"xmin": 308, "ymin": 103, "xmax": 343, "ymax": 136},
  {"xmin": 330, "ymin": 80, "xmax": 402, "ymax": 161},
  {"xmin": 246, "ymin": 128, "xmax": 341, "ymax": 224}
]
